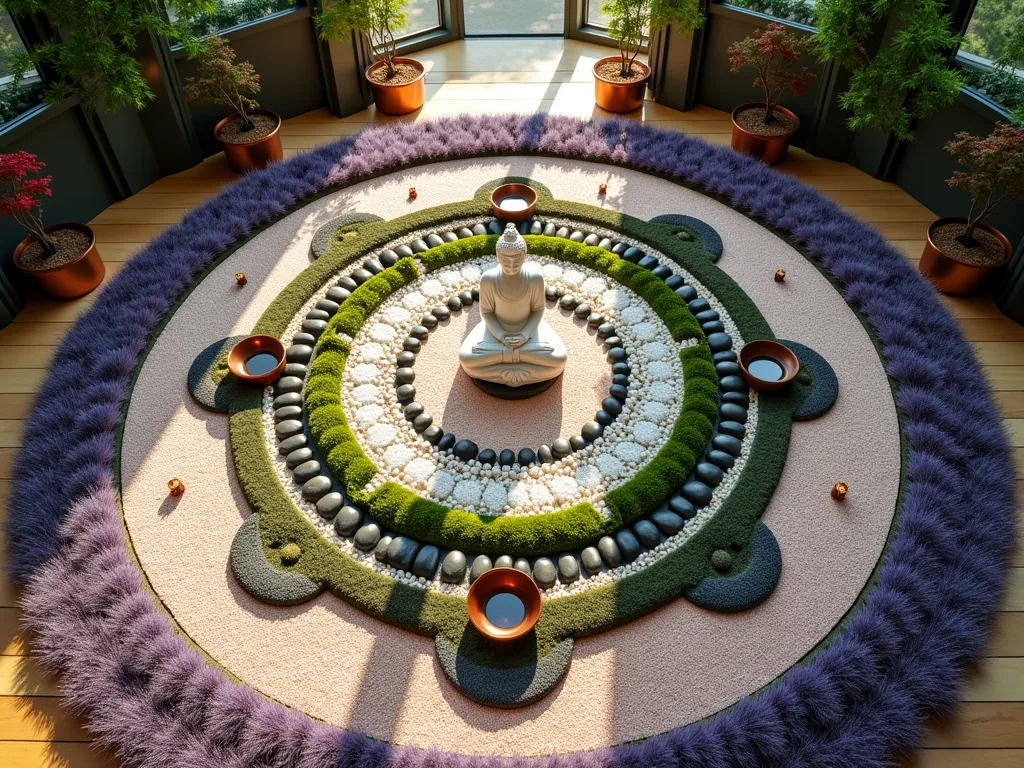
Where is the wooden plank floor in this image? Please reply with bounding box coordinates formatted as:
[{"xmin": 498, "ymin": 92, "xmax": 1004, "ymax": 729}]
[{"xmin": 0, "ymin": 38, "xmax": 1021, "ymax": 767}]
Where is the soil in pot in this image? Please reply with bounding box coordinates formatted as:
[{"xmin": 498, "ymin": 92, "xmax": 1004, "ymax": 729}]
[
  {"xmin": 930, "ymin": 221, "xmax": 1008, "ymax": 267},
  {"xmin": 734, "ymin": 105, "xmax": 796, "ymax": 137},
  {"xmin": 594, "ymin": 60, "xmax": 648, "ymax": 83},
  {"xmin": 368, "ymin": 62, "xmax": 422, "ymax": 86},
  {"xmin": 216, "ymin": 113, "xmax": 278, "ymax": 144},
  {"xmin": 17, "ymin": 227, "xmax": 91, "ymax": 272}
]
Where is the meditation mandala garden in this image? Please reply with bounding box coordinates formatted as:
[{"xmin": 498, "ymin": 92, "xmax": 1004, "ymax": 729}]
[{"xmin": 6, "ymin": 116, "xmax": 1017, "ymax": 766}]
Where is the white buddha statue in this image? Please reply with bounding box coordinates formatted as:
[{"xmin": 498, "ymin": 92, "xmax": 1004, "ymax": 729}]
[{"xmin": 459, "ymin": 223, "xmax": 567, "ymax": 389}]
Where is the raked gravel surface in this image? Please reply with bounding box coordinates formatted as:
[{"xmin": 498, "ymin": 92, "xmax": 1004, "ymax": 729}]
[{"xmin": 120, "ymin": 157, "xmax": 901, "ymax": 755}]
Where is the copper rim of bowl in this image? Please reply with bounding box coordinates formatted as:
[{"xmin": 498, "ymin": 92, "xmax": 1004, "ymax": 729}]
[
  {"xmin": 466, "ymin": 567, "xmax": 542, "ymax": 641},
  {"xmin": 227, "ymin": 335, "xmax": 286, "ymax": 386},
  {"xmin": 490, "ymin": 183, "xmax": 538, "ymax": 222},
  {"xmin": 738, "ymin": 339, "xmax": 800, "ymax": 392}
]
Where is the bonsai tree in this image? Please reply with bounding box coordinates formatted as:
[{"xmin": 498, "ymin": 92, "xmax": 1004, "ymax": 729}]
[
  {"xmin": 944, "ymin": 121, "xmax": 1024, "ymax": 245},
  {"xmin": 814, "ymin": 0, "xmax": 963, "ymax": 141},
  {"xmin": 184, "ymin": 35, "xmax": 261, "ymax": 132},
  {"xmin": 0, "ymin": 151, "xmax": 55, "ymax": 256},
  {"xmin": 0, "ymin": 0, "xmax": 211, "ymax": 113},
  {"xmin": 728, "ymin": 23, "xmax": 816, "ymax": 125},
  {"xmin": 317, "ymin": 0, "xmax": 409, "ymax": 80},
  {"xmin": 599, "ymin": 0, "xmax": 705, "ymax": 78}
]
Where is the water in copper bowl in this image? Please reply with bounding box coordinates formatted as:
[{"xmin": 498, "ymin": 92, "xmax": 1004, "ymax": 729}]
[
  {"xmin": 485, "ymin": 592, "xmax": 526, "ymax": 628},
  {"xmin": 747, "ymin": 357, "xmax": 785, "ymax": 382},
  {"xmin": 245, "ymin": 352, "xmax": 281, "ymax": 377},
  {"xmin": 497, "ymin": 195, "xmax": 531, "ymax": 212}
]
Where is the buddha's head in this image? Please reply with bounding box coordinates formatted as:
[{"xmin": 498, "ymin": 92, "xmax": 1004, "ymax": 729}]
[{"xmin": 496, "ymin": 223, "xmax": 527, "ymax": 276}]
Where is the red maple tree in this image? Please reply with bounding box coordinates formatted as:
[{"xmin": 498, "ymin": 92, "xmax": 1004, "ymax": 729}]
[
  {"xmin": 0, "ymin": 151, "xmax": 55, "ymax": 256},
  {"xmin": 945, "ymin": 122, "xmax": 1024, "ymax": 245},
  {"xmin": 728, "ymin": 23, "xmax": 815, "ymax": 125}
]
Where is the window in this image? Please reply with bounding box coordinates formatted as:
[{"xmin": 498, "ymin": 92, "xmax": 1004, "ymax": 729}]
[
  {"xmin": 586, "ymin": 0, "xmax": 612, "ymax": 28},
  {"xmin": 0, "ymin": 11, "xmax": 43, "ymax": 126},
  {"xmin": 721, "ymin": 0, "xmax": 816, "ymax": 27},
  {"xmin": 957, "ymin": 0, "xmax": 1024, "ymax": 122},
  {"xmin": 169, "ymin": 0, "xmax": 301, "ymax": 37},
  {"xmin": 399, "ymin": 0, "xmax": 443, "ymax": 38}
]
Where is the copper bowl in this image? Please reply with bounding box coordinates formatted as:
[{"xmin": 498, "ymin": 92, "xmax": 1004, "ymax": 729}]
[
  {"xmin": 366, "ymin": 57, "xmax": 426, "ymax": 116},
  {"xmin": 227, "ymin": 335, "xmax": 286, "ymax": 386},
  {"xmin": 593, "ymin": 56, "xmax": 649, "ymax": 113},
  {"xmin": 490, "ymin": 183, "xmax": 538, "ymax": 223},
  {"xmin": 215, "ymin": 109, "xmax": 283, "ymax": 173},
  {"xmin": 738, "ymin": 339, "xmax": 800, "ymax": 392},
  {"xmin": 919, "ymin": 217, "xmax": 1012, "ymax": 295},
  {"xmin": 466, "ymin": 567, "xmax": 542, "ymax": 642},
  {"xmin": 12, "ymin": 222, "xmax": 105, "ymax": 299},
  {"xmin": 730, "ymin": 103, "xmax": 800, "ymax": 166}
]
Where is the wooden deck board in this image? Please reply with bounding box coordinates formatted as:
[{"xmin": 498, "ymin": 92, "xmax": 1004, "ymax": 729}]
[{"xmin": 0, "ymin": 36, "xmax": 1020, "ymax": 768}]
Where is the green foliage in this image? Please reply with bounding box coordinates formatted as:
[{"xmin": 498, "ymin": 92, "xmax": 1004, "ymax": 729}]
[
  {"xmin": 599, "ymin": 0, "xmax": 705, "ymax": 77},
  {"xmin": 317, "ymin": 0, "xmax": 409, "ymax": 78},
  {"xmin": 959, "ymin": 0, "xmax": 1024, "ymax": 62},
  {"xmin": 186, "ymin": 0, "xmax": 295, "ymax": 36},
  {"xmin": 815, "ymin": 0, "xmax": 964, "ymax": 141},
  {"xmin": 944, "ymin": 121, "xmax": 1024, "ymax": 239},
  {"xmin": 961, "ymin": 64, "xmax": 1024, "ymax": 123},
  {"xmin": 728, "ymin": 0, "xmax": 816, "ymax": 26},
  {"xmin": 0, "ymin": 0, "xmax": 212, "ymax": 113},
  {"xmin": 184, "ymin": 35, "xmax": 261, "ymax": 127}
]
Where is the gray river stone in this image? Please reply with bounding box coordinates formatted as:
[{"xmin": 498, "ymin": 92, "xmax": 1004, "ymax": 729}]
[
  {"xmin": 558, "ymin": 555, "xmax": 580, "ymax": 583},
  {"xmin": 581, "ymin": 547, "xmax": 603, "ymax": 574},
  {"xmin": 633, "ymin": 520, "xmax": 661, "ymax": 549},
  {"xmin": 333, "ymin": 506, "xmax": 362, "ymax": 536},
  {"xmin": 354, "ymin": 524, "xmax": 382, "ymax": 552},
  {"xmin": 533, "ymin": 558, "xmax": 557, "ymax": 588},
  {"xmin": 278, "ymin": 433, "xmax": 307, "ymax": 455},
  {"xmin": 301, "ymin": 476, "xmax": 332, "ymax": 501},
  {"xmin": 597, "ymin": 536, "xmax": 622, "ymax": 567},
  {"xmin": 469, "ymin": 555, "xmax": 492, "ymax": 583},
  {"xmin": 615, "ymin": 530, "xmax": 642, "ymax": 562},
  {"xmin": 293, "ymin": 460, "xmax": 322, "ymax": 484},
  {"xmin": 286, "ymin": 447, "xmax": 314, "ymax": 469},
  {"xmin": 315, "ymin": 492, "xmax": 344, "ymax": 520},
  {"xmin": 651, "ymin": 509, "xmax": 684, "ymax": 535},
  {"xmin": 412, "ymin": 545, "xmax": 440, "ymax": 578},
  {"xmin": 441, "ymin": 551, "xmax": 467, "ymax": 582},
  {"xmin": 494, "ymin": 555, "xmax": 514, "ymax": 569},
  {"xmin": 387, "ymin": 536, "xmax": 420, "ymax": 571}
]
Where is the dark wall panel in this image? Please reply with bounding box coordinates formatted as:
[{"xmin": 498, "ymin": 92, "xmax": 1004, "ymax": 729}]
[
  {"xmin": 0, "ymin": 105, "xmax": 117, "ymax": 299},
  {"xmin": 176, "ymin": 13, "xmax": 328, "ymax": 157},
  {"xmin": 891, "ymin": 94, "xmax": 1024, "ymax": 251},
  {"xmin": 694, "ymin": 11, "xmax": 824, "ymax": 148}
]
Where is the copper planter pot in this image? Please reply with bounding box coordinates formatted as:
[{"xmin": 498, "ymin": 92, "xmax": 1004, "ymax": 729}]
[
  {"xmin": 730, "ymin": 103, "xmax": 799, "ymax": 165},
  {"xmin": 919, "ymin": 217, "xmax": 1013, "ymax": 296},
  {"xmin": 367, "ymin": 57, "xmax": 426, "ymax": 116},
  {"xmin": 593, "ymin": 56, "xmax": 649, "ymax": 114},
  {"xmin": 13, "ymin": 222, "xmax": 105, "ymax": 300},
  {"xmin": 215, "ymin": 109, "xmax": 283, "ymax": 173},
  {"xmin": 466, "ymin": 567, "xmax": 542, "ymax": 642}
]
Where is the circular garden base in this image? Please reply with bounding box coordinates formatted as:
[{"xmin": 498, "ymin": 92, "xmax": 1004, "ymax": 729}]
[{"xmin": 6, "ymin": 117, "xmax": 1016, "ymax": 767}]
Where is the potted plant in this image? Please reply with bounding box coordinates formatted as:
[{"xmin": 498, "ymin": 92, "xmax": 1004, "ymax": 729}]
[
  {"xmin": 1, "ymin": 0, "xmax": 206, "ymax": 113},
  {"xmin": 317, "ymin": 0, "xmax": 425, "ymax": 116},
  {"xmin": 184, "ymin": 35, "xmax": 282, "ymax": 173},
  {"xmin": 919, "ymin": 122, "xmax": 1024, "ymax": 295},
  {"xmin": 3, "ymin": 151, "xmax": 104, "ymax": 299},
  {"xmin": 727, "ymin": 23, "xmax": 815, "ymax": 165},
  {"xmin": 595, "ymin": 0, "xmax": 704, "ymax": 113}
]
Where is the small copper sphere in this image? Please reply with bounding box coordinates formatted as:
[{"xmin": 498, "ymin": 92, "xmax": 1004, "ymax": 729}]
[
  {"xmin": 774, "ymin": 269, "xmax": 786, "ymax": 283},
  {"xmin": 408, "ymin": 187, "xmax": 417, "ymax": 200},
  {"xmin": 168, "ymin": 478, "xmax": 186, "ymax": 497},
  {"xmin": 831, "ymin": 482, "xmax": 848, "ymax": 501},
  {"xmin": 235, "ymin": 272, "xmax": 247, "ymax": 287},
  {"xmin": 599, "ymin": 183, "xmax": 608, "ymax": 195}
]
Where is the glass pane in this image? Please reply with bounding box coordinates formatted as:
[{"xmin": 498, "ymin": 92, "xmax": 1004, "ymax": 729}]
[
  {"xmin": 0, "ymin": 11, "xmax": 43, "ymax": 125},
  {"xmin": 587, "ymin": 0, "xmax": 611, "ymax": 28},
  {"xmin": 175, "ymin": 0, "xmax": 300, "ymax": 36},
  {"xmin": 961, "ymin": 0, "xmax": 1022, "ymax": 65},
  {"xmin": 717, "ymin": 0, "xmax": 817, "ymax": 27},
  {"xmin": 464, "ymin": 0, "xmax": 564, "ymax": 35},
  {"xmin": 958, "ymin": 0, "xmax": 1023, "ymax": 120},
  {"xmin": 400, "ymin": 0, "xmax": 443, "ymax": 38}
]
